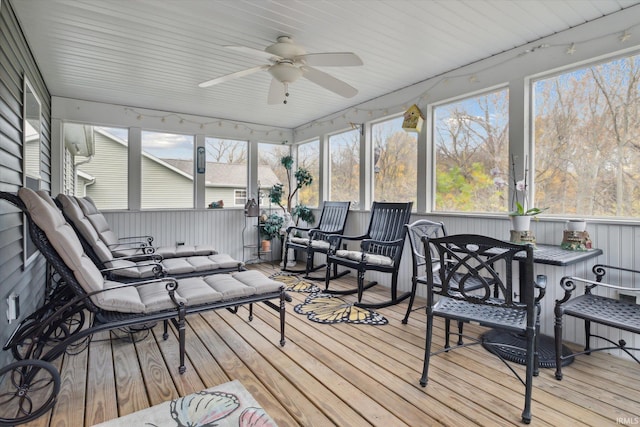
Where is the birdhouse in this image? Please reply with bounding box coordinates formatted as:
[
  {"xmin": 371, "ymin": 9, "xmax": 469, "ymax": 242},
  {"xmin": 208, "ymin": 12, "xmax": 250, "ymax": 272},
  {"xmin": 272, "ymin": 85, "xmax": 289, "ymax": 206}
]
[{"xmin": 402, "ymin": 104, "xmax": 424, "ymax": 133}]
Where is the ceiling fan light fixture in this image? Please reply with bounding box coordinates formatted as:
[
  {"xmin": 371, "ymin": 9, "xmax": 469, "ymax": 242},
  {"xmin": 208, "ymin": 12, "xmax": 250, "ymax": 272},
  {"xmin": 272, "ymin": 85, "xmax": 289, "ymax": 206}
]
[{"xmin": 268, "ymin": 62, "xmax": 303, "ymax": 83}]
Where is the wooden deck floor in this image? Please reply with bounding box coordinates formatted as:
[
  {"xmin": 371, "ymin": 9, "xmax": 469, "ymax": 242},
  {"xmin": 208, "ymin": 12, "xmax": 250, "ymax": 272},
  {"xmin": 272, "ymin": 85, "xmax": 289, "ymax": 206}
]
[{"xmin": 20, "ymin": 263, "xmax": 640, "ymax": 427}]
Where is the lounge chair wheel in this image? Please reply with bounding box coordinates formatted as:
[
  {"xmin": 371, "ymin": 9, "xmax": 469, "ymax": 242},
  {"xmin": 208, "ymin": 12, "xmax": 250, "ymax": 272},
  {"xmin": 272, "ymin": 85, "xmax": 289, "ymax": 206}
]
[{"xmin": 0, "ymin": 359, "xmax": 61, "ymax": 426}]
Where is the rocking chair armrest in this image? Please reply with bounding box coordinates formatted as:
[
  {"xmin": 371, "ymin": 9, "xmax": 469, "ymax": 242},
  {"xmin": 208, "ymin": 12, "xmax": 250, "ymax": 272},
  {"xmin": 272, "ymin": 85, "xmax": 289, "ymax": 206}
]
[
  {"xmin": 326, "ymin": 233, "xmax": 366, "ymax": 253},
  {"xmin": 327, "ymin": 233, "xmax": 369, "ymax": 250},
  {"xmin": 286, "ymin": 225, "xmax": 311, "ymax": 235},
  {"xmin": 361, "ymin": 238, "xmax": 404, "ymax": 251}
]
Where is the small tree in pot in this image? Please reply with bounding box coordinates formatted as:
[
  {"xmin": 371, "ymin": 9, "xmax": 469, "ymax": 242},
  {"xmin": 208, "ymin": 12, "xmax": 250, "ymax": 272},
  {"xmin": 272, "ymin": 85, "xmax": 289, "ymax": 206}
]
[
  {"xmin": 268, "ymin": 155, "xmax": 313, "ymax": 215},
  {"xmin": 268, "ymin": 155, "xmax": 315, "ymax": 265}
]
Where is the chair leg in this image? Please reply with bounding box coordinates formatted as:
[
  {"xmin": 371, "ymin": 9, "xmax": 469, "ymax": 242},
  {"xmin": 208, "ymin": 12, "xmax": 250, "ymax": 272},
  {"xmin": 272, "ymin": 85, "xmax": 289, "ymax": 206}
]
[
  {"xmin": 325, "ymin": 259, "xmax": 332, "ymax": 291},
  {"xmin": 357, "ymin": 269, "xmax": 365, "ymax": 302},
  {"xmin": 457, "ymin": 321, "xmax": 464, "ymax": 346},
  {"xmin": 420, "ymin": 309, "xmax": 434, "ymax": 387},
  {"xmin": 521, "ymin": 327, "xmax": 535, "ymax": 424},
  {"xmin": 402, "ymin": 278, "xmax": 419, "ymax": 324},
  {"xmin": 282, "ymin": 244, "xmax": 289, "ymax": 268},
  {"xmin": 584, "ymin": 319, "xmax": 592, "ymax": 354},
  {"xmin": 305, "ymin": 250, "xmax": 314, "ymax": 277},
  {"xmin": 162, "ymin": 319, "xmax": 169, "ymax": 340},
  {"xmin": 444, "ymin": 319, "xmax": 451, "ymax": 349}
]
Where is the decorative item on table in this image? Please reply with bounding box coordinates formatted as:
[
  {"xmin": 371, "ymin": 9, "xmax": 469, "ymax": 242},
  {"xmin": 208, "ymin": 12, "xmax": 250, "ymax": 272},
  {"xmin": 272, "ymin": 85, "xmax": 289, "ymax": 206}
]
[
  {"xmin": 496, "ymin": 155, "xmax": 548, "ymax": 243},
  {"xmin": 208, "ymin": 200, "xmax": 224, "ymax": 209},
  {"xmin": 402, "ymin": 104, "xmax": 424, "ymax": 133},
  {"xmin": 561, "ymin": 219, "xmax": 592, "ymax": 250}
]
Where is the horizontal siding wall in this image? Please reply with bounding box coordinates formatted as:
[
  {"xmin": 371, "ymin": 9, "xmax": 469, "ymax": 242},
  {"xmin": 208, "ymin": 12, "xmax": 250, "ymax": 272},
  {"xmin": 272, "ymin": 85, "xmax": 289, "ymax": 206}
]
[
  {"xmin": 103, "ymin": 208, "xmax": 638, "ymax": 360},
  {"xmin": 0, "ymin": 1, "xmax": 51, "ymax": 368}
]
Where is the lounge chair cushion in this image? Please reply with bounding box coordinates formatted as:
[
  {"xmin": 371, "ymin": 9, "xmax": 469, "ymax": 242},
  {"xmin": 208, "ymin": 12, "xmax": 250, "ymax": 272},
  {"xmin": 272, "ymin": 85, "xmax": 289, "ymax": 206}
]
[
  {"xmin": 20, "ymin": 189, "xmax": 107, "ymax": 299},
  {"xmin": 57, "ymin": 194, "xmax": 115, "ymax": 263},
  {"xmin": 155, "ymin": 245, "xmax": 218, "ymax": 258}
]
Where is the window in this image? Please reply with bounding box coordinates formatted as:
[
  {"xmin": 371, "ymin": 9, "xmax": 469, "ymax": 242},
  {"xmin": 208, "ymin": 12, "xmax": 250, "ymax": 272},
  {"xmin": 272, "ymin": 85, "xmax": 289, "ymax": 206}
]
[
  {"xmin": 141, "ymin": 131, "xmax": 194, "ymax": 209},
  {"xmin": 533, "ymin": 53, "xmax": 640, "ymax": 218},
  {"xmin": 234, "ymin": 189, "xmax": 247, "ymax": 206},
  {"xmin": 76, "ymin": 126, "xmax": 128, "ymax": 209},
  {"xmin": 297, "ymin": 139, "xmax": 320, "ymax": 207},
  {"xmin": 372, "ymin": 116, "xmax": 417, "ymax": 206},
  {"xmin": 258, "ymin": 143, "xmax": 289, "ymax": 208},
  {"xmin": 205, "ymin": 137, "xmax": 248, "ymax": 207},
  {"xmin": 329, "ymin": 129, "xmax": 360, "ymax": 208},
  {"xmin": 433, "ymin": 88, "xmax": 509, "ymax": 213}
]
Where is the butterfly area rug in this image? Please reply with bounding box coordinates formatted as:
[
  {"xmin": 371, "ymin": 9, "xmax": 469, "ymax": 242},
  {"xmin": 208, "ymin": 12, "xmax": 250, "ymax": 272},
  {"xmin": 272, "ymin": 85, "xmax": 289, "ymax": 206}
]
[
  {"xmin": 92, "ymin": 380, "xmax": 276, "ymax": 427},
  {"xmin": 269, "ymin": 272, "xmax": 388, "ymax": 326}
]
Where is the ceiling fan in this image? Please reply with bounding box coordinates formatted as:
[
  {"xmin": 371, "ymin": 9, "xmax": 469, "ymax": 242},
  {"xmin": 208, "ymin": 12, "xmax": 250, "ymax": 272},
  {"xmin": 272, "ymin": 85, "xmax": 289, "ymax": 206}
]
[{"xmin": 198, "ymin": 36, "xmax": 363, "ymax": 104}]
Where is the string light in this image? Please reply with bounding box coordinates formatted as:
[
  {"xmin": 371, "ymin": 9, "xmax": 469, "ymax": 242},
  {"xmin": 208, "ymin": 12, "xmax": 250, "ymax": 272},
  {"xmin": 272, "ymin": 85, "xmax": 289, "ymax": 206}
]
[
  {"xmin": 123, "ymin": 107, "xmax": 288, "ymax": 138},
  {"xmin": 294, "ymin": 24, "xmax": 637, "ymax": 137}
]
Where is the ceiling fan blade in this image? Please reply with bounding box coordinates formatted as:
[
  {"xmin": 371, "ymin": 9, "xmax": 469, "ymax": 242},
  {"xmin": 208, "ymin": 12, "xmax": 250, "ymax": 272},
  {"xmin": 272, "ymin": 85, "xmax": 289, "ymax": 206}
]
[
  {"xmin": 296, "ymin": 52, "xmax": 363, "ymax": 67},
  {"xmin": 267, "ymin": 78, "xmax": 286, "ymax": 105},
  {"xmin": 301, "ymin": 66, "xmax": 358, "ymax": 98},
  {"xmin": 198, "ymin": 64, "xmax": 269, "ymax": 88},
  {"xmin": 225, "ymin": 45, "xmax": 282, "ymax": 62}
]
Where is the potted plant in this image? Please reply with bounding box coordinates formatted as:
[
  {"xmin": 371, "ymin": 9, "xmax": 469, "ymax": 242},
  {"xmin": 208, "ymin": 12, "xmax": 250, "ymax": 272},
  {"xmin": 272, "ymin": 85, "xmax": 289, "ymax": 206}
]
[
  {"xmin": 260, "ymin": 213, "xmax": 284, "ymax": 252},
  {"xmin": 504, "ymin": 156, "xmax": 548, "ymax": 232}
]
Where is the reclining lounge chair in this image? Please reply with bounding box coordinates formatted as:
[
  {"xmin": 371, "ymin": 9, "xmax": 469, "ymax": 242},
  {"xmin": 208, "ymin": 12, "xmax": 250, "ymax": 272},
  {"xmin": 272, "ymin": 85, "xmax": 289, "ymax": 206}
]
[
  {"xmin": 74, "ymin": 195, "xmax": 217, "ymax": 259},
  {"xmin": 57, "ymin": 194, "xmax": 243, "ymax": 280},
  {"xmin": 0, "ymin": 188, "xmax": 286, "ymax": 426}
]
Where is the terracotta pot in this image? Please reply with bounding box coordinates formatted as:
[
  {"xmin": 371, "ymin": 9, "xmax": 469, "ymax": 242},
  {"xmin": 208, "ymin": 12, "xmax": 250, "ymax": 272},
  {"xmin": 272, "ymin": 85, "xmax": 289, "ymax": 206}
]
[{"xmin": 261, "ymin": 239, "xmax": 271, "ymax": 252}]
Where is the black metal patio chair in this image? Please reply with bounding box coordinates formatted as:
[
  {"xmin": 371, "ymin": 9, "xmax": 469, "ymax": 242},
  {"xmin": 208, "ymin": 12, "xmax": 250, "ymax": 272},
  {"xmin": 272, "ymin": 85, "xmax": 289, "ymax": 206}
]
[
  {"xmin": 402, "ymin": 219, "xmax": 448, "ymax": 324},
  {"xmin": 554, "ymin": 264, "xmax": 640, "ymax": 380},
  {"xmin": 419, "ymin": 234, "xmax": 543, "ymax": 424}
]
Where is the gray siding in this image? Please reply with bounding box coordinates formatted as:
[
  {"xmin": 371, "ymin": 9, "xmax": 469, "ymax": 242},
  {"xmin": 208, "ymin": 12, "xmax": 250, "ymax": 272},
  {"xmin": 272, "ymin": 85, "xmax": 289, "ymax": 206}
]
[
  {"xmin": 0, "ymin": 2, "xmax": 51, "ymax": 368},
  {"xmin": 77, "ymin": 131, "xmax": 128, "ymax": 209},
  {"xmin": 141, "ymin": 156, "xmax": 193, "ymax": 208}
]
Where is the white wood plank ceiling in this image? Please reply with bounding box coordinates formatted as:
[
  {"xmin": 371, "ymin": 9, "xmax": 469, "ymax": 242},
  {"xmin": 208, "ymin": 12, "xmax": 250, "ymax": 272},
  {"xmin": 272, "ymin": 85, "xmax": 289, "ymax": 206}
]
[{"xmin": 10, "ymin": 0, "xmax": 640, "ymax": 129}]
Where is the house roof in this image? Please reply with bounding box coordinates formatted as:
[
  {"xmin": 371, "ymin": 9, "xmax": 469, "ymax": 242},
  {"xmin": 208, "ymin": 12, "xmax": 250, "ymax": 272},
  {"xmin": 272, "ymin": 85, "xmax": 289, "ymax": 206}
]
[{"xmin": 163, "ymin": 159, "xmax": 280, "ymax": 188}]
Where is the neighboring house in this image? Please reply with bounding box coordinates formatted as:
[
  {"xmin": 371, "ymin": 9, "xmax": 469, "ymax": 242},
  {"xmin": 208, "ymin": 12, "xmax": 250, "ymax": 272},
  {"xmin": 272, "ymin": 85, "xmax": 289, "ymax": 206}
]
[{"xmin": 76, "ymin": 129, "xmax": 280, "ymax": 209}]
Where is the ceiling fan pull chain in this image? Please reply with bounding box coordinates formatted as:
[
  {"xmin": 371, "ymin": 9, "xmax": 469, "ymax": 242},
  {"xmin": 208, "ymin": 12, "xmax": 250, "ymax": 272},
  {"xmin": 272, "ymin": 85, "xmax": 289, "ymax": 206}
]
[{"xmin": 283, "ymin": 83, "xmax": 289, "ymax": 104}]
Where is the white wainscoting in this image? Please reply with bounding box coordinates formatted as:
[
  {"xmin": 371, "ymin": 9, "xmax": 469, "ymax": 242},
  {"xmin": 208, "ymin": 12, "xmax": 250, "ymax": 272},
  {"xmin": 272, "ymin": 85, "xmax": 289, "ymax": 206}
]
[{"xmin": 102, "ymin": 208, "xmax": 639, "ymax": 360}]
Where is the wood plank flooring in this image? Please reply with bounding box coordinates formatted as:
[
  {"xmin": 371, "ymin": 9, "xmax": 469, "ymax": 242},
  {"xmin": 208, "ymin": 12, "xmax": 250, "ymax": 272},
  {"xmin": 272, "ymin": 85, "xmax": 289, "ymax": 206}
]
[{"xmin": 18, "ymin": 263, "xmax": 640, "ymax": 426}]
